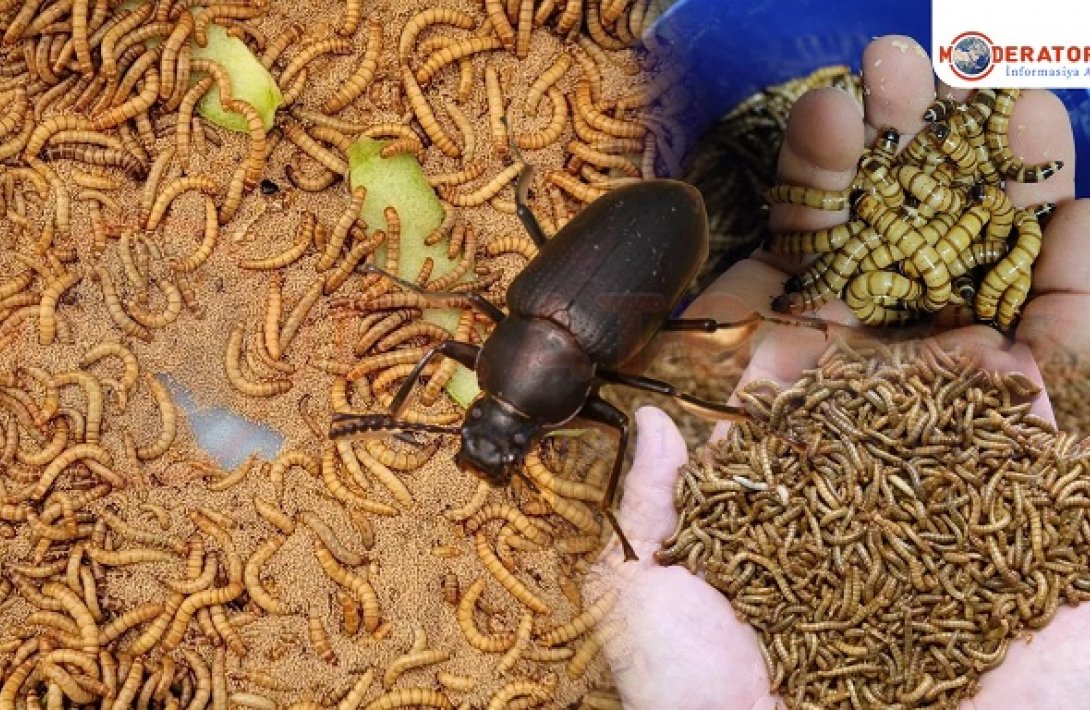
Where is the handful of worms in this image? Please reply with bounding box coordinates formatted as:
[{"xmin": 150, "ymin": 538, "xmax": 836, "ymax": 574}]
[
  {"xmin": 766, "ymin": 87, "xmax": 1063, "ymax": 331},
  {"xmin": 658, "ymin": 339, "xmax": 1090, "ymax": 709}
]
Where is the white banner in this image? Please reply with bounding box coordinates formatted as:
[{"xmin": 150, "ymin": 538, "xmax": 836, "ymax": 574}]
[{"xmin": 933, "ymin": 0, "xmax": 1090, "ymax": 88}]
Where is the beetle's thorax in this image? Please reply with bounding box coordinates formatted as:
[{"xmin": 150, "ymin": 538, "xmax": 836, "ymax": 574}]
[{"xmin": 476, "ymin": 316, "xmax": 596, "ymax": 425}]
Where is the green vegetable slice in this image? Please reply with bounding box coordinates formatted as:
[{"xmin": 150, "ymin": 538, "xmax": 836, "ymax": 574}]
[
  {"xmin": 190, "ymin": 23, "xmax": 282, "ymax": 132},
  {"xmin": 347, "ymin": 137, "xmax": 481, "ymax": 407}
]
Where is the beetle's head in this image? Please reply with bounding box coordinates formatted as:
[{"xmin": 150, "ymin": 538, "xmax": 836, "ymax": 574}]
[{"xmin": 456, "ymin": 396, "xmax": 539, "ymax": 487}]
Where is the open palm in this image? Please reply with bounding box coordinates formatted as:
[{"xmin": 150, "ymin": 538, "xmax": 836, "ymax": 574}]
[{"xmin": 595, "ymin": 35, "xmax": 1090, "ymax": 710}]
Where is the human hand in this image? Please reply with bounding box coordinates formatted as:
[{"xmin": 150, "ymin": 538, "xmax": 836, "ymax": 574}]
[{"xmin": 594, "ymin": 34, "xmax": 1090, "ymax": 710}]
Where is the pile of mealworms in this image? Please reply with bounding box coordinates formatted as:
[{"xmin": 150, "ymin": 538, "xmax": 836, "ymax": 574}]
[
  {"xmin": 1042, "ymin": 349, "xmax": 1090, "ymax": 441},
  {"xmin": 658, "ymin": 338, "xmax": 1090, "ymax": 709},
  {"xmin": 767, "ymin": 87, "xmax": 1063, "ymax": 331},
  {"xmin": 0, "ymin": 0, "xmax": 682, "ymax": 705}
]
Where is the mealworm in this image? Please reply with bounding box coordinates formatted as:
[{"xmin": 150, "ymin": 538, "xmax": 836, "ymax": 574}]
[
  {"xmin": 36, "ymin": 270, "xmax": 81, "ymax": 347},
  {"xmin": 308, "ymin": 612, "xmax": 338, "ymax": 664},
  {"xmin": 538, "ymin": 590, "xmax": 615, "ymax": 646},
  {"xmin": 441, "ymin": 162, "xmax": 524, "ymax": 207},
  {"xmin": 225, "ymin": 324, "xmax": 292, "ymax": 397},
  {"xmin": 300, "ymin": 509, "xmax": 366, "ymax": 566},
  {"xmin": 100, "ymin": 508, "xmax": 184, "ymax": 553},
  {"xmin": 474, "ymin": 533, "xmax": 549, "ymax": 613},
  {"xmin": 240, "ymin": 211, "xmax": 314, "ymax": 270},
  {"xmin": 243, "ymin": 534, "xmax": 289, "ymax": 614},
  {"xmin": 515, "ymin": 88, "xmax": 569, "ymax": 150},
  {"xmin": 354, "ymin": 445, "xmax": 414, "ymax": 507},
  {"xmin": 313, "ymin": 539, "xmax": 381, "ymax": 632},
  {"xmin": 383, "ymin": 639, "xmax": 450, "ymax": 688},
  {"xmin": 91, "ymin": 265, "xmax": 151, "ymax": 341},
  {"xmin": 483, "ymin": 63, "xmax": 508, "ymax": 156},
  {"xmin": 229, "ymin": 692, "xmax": 278, "ymax": 710},
  {"xmin": 41, "ymin": 582, "xmax": 98, "ymax": 654},
  {"xmin": 417, "ymin": 36, "xmax": 503, "ymax": 85},
  {"xmin": 525, "ymin": 52, "xmax": 570, "ymax": 113},
  {"xmin": 317, "ymin": 185, "xmax": 367, "ymax": 271},
  {"xmin": 361, "ymin": 688, "xmax": 452, "ymax": 710},
  {"xmin": 146, "ymin": 174, "xmax": 218, "ymax": 230},
  {"xmin": 335, "ymin": 669, "xmax": 375, "ymax": 710},
  {"xmin": 401, "ymin": 67, "xmax": 460, "ymax": 157},
  {"xmin": 127, "ymin": 276, "xmax": 183, "ymax": 329},
  {"xmin": 282, "ymin": 119, "xmax": 348, "ymax": 174},
  {"xmin": 466, "ymin": 502, "xmax": 550, "ymax": 546},
  {"xmin": 486, "ymin": 679, "xmax": 553, "ymax": 710},
  {"xmin": 279, "ymin": 277, "xmax": 324, "ymax": 354}
]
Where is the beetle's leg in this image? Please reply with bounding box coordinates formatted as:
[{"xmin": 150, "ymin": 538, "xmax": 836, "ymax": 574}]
[
  {"xmin": 359, "ymin": 264, "xmax": 507, "ymax": 323},
  {"xmin": 388, "ymin": 340, "xmax": 480, "ymax": 418},
  {"xmin": 502, "ymin": 115, "xmax": 548, "ymax": 247},
  {"xmin": 662, "ymin": 314, "xmax": 828, "ymax": 334},
  {"xmin": 571, "ymin": 395, "xmax": 637, "ymax": 562},
  {"xmin": 596, "ymin": 369, "xmax": 805, "ymax": 452}
]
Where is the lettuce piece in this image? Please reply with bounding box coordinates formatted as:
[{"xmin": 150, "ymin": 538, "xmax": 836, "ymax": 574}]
[
  {"xmin": 347, "ymin": 137, "xmax": 481, "ymax": 407},
  {"xmin": 190, "ymin": 23, "xmax": 282, "ymax": 132}
]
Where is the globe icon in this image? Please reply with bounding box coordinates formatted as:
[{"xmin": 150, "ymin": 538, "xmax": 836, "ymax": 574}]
[{"xmin": 953, "ymin": 36, "xmax": 991, "ymax": 76}]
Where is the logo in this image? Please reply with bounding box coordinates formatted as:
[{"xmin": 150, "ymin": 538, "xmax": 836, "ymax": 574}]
[{"xmin": 940, "ymin": 31, "xmax": 995, "ymax": 81}]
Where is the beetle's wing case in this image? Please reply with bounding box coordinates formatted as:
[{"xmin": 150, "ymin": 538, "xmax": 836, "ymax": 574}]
[{"xmin": 506, "ymin": 180, "xmax": 709, "ymax": 366}]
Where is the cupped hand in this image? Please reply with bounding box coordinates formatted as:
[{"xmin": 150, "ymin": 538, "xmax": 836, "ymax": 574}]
[{"xmin": 594, "ymin": 35, "xmax": 1090, "ymax": 710}]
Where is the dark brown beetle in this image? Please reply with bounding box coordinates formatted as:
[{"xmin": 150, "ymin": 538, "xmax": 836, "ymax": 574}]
[{"xmin": 330, "ymin": 164, "xmax": 823, "ymax": 560}]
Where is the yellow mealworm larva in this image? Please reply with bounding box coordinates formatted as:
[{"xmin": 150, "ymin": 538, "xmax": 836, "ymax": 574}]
[
  {"xmin": 282, "ymin": 119, "xmax": 348, "ymax": 175},
  {"xmin": 486, "ymin": 235, "xmax": 538, "ymax": 260},
  {"xmin": 318, "ymin": 185, "xmax": 367, "ymax": 271},
  {"xmin": 172, "ymin": 196, "xmax": 220, "ymax": 274},
  {"xmin": 336, "ymin": 669, "xmax": 375, "ymax": 710},
  {"xmin": 146, "ymin": 174, "xmax": 218, "ymax": 230},
  {"xmin": 244, "ymin": 535, "xmax": 289, "ymax": 615},
  {"xmin": 338, "ymin": 0, "xmax": 362, "ymax": 35},
  {"xmin": 428, "ymin": 163, "xmax": 488, "ymax": 188},
  {"xmin": 226, "ymin": 98, "xmax": 267, "ymax": 187},
  {"xmin": 436, "ymin": 672, "xmax": 476, "ymax": 692},
  {"xmin": 206, "ymin": 453, "xmax": 259, "ymax": 492},
  {"xmin": 321, "ymin": 445, "xmax": 400, "ymax": 517},
  {"xmin": 279, "ymin": 278, "xmax": 324, "ymax": 354},
  {"xmin": 280, "ymin": 38, "xmax": 352, "ymax": 92},
  {"xmin": 384, "ymin": 643, "xmax": 450, "ymax": 689},
  {"xmin": 457, "ymin": 578, "xmax": 515, "ymax": 653},
  {"xmin": 300, "ymin": 510, "xmax": 366, "ymax": 566},
  {"xmin": 225, "ymin": 324, "xmax": 292, "ymax": 397},
  {"xmin": 100, "ymin": 509, "xmax": 185, "ymax": 553},
  {"xmin": 182, "ymin": 648, "xmax": 212, "ymax": 708},
  {"xmin": 515, "ymin": 88, "xmax": 568, "ymax": 150},
  {"xmin": 229, "ymin": 692, "xmax": 278, "ymax": 710},
  {"xmin": 398, "ymin": 8, "xmax": 476, "ymax": 58},
  {"xmin": 132, "ymin": 374, "xmax": 177, "ymax": 460},
  {"xmin": 97, "ymin": 601, "xmax": 164, "ymax": 645},
  {"xmin": 253, "ymin": 495, "xmax": 296, "ymax": 535},
  {"xmin": 339, "ymin": 589, "xmax": 362, "ymax": 635},
  {"xmin": 37, "ymin": 270, "xmax": 80, "ymax": 347},
  {"xmin": 241, "ymin": 212, "xmax": 315, "ymax": 270},
  {"xmin": 364, "ymin": 687, "xmax": 453, "ymax": 710},
  {"xmin": 41, "ymin": 582, "xmax": 98, "ymax": 654},
  {"xmin": 313, "ymin": 540, "xmax": 381, "ymax": 632},
  {"xmin": 445, "ymin": 480, "xmax": 492, "ymax": 522},
  {"xmin": 355, "ymin": 445, "xmax": 414, "ymax": 507},
  {"xmin": 363, "ymin": 439, "xmax": 441, "ymax": 472},
  {"xmin": 498, "ymin": 612, "xmax": 534, "ymax": 673},
  {"xmin": 92, "ymin": 265, "xmax": 151, "ymax": 341},
  {"xmin": 323, "ymin": 20, "xmax": 383, "ymax": 113},
  {"xmin": 538, "ymin": 589, "xmax": 616, "ymax": 648},
  {"xmin": 467, "ymin": 502, "xmax": 550, "ymax": 546},
  {"xmin": 515, "ymin": 0, "xmax": 533, "ymax": 57},
  {"xmin": 212, "ymin": 647, "xmax": 227, "ymax": 710},
  {"xmin": 441, "ymin": 162, "xmax": 524, "ymax": 207},
  {"xmin": 87, "ymin": 546, "xmax": 175, "ymax": 566},
  {"xmin": 486, "ymin": 679, "xmax": 553, "ymax": 710},
  {"xmin": 475, "ymin": 533, "xmax": 549, "ymax": 614},
  {"xmin": 485, "ymin": 62, "xmax": 507, "ymax": 155},
  {"xmin": 127, "ymin": 276, "xmax": 184, "ymax": 330},
  {"xmin": 30, "ymin": 443, "xmax": 111, "ymax": 499},
  {"xmin": 485, "ymin": 0, "xmax": 516, "ymax": 48},
  {"xmin": 161, "ymin": 581, "xmax": 246, "ymax": 651},
  {"xmin": 417, "ymin": 36, "xmax": 503, "ymax": 85},
  {"xmin": 379, "ymin": 136, "xmax": 425, "ymax": 160},
  {"xmin": 165, "ymin": 552, "xmax": 217, "ymax": 594},
  {"xmin": 218, "ymin": 165, "xmax": 247, "ymax": 224},
  {"xmin": 309, "ymin": 612, "xmax": 338, "ymax": 664},
  {"xmin": 526, "ymin": 53, "xmax": 571, "ymax": 116},
  {"xmin": 401, "ymin": 67, "xmax": 460, "ymax": 158},
  {"xmin": 268, "ymin": 449, "xmax": 320, "ymax": 500},
  {"xmin": 263, "ymin": 274, "xmax": 284, "ymax": 360},
  {"xmin": 81, "ymin": 341, "xmax": 139, "ymax": 397}
]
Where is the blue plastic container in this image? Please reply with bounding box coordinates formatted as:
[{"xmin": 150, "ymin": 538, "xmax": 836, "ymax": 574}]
[{"xmin": 648, "ymin": 0, "xmax": 1090, "ymax": 196}]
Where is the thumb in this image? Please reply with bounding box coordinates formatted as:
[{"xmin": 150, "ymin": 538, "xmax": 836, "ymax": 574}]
[{"xmin": 617, "ymin": 406, "xmax": 689, "ymax": 558}]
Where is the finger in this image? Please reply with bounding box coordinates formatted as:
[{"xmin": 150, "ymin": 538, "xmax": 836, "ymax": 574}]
[
  {"xmin": 1017, "ymin": 199, "xmax": 1090, "ymax": 359},
  {"xmin": 1002, "ymin": 90, "xmax": 1076, "ymax": 208},
  {"xmin": 936, "ymin": 81, "xmax": 972, "ymax": 104},
  {"xmin": 616, "ymin": 406, "xmax": 689, "ymax": 557},
  {"xmin": 860, "ymin": 35, "xmax": 936, "ymax": 143},
  {"xmin": 767, "ymin": 86, "xmax": 863, "ymax": 236}
]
